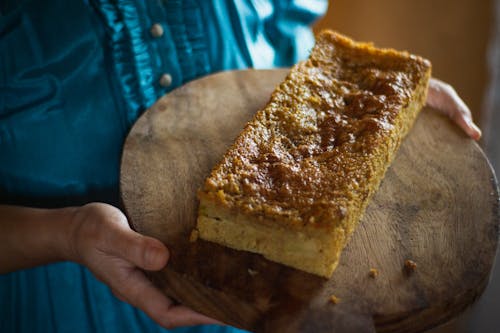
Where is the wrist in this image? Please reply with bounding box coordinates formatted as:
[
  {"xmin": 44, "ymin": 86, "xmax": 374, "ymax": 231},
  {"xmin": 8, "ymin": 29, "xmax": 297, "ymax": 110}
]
[
  {"xmin": 50, "ymin": 206, "xmax": 80, "ymax": 263},
  {"xmin": 0, "ymin": 205, "xmax": 80, "ymax": 273}
]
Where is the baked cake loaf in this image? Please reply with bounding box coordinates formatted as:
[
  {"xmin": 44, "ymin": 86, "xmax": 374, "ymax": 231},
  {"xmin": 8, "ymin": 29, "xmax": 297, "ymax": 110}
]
[{"xmin": 196, "ymin": 30, "xmax": 431, "ymax": 278}]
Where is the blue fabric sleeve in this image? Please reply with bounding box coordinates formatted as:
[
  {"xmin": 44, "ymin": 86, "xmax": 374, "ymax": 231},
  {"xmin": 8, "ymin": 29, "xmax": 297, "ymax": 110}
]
[{"xmin": 227, "ymin": 0, "xmax": 328, "ymax": 68}]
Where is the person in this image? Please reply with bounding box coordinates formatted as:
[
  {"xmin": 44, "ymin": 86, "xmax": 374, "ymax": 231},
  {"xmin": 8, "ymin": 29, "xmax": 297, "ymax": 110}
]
[{"xmin": 0, "ymin": 1, "xmax": 481, "ymax": 333}]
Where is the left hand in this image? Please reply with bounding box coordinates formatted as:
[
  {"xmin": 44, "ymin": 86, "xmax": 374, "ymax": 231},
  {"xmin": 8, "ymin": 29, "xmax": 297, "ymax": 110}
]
[
  {"xmin": 67, "ymin": 203, "xmax": 221, "ymax": 329},
  {"xmin": 426, "ymin": 77, "xmax": 482, "ymax": 141}
]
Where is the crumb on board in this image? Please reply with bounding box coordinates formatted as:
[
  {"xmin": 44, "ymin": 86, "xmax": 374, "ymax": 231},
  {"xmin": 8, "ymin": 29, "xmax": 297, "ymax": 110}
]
[
  {"xmin": 404, "ymin": 259, "xmax": 417, "ymax": 274},
  {"xmin": 248, "ymin": 268, "xmax": 258, "ymax": 276},
  {"xmin": 329, "ymin": 295, "xmax": 341, "ymax": 304},
  {"xmin": 189, "ymin": 229, "xmax": 199, "ymax": 242},
  {"xmin": 369, "ymin": 268, "xmax": 379, "ymax": 278}
]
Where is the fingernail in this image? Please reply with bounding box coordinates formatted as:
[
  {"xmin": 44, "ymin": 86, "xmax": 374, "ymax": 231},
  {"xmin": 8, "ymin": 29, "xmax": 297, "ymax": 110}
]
[{"xmin": 469, "ymin": 122, "xmax": 482, "ymax": 140}]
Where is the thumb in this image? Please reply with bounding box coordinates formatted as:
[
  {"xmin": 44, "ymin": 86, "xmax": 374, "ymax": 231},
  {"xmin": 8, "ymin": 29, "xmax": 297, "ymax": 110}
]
[{"xmin": 105, "ymin": 218, "xmax": 169, "ymax": 271}]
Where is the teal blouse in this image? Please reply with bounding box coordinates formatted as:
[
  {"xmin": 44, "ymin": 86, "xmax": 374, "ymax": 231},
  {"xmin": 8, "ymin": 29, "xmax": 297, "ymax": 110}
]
[{"xmin": 0, "ymin": 0, "xmax": 326, "ymax": 332}]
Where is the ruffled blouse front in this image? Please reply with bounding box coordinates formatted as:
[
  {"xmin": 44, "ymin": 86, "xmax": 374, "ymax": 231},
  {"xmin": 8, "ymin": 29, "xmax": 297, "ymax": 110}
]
[{"xmin": 0, "ymin": 1, "xmax": 327, "ymax": 332}]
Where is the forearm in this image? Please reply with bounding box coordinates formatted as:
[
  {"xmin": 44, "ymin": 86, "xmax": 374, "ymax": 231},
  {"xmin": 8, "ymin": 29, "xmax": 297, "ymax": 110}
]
[{"xmin": 0, "ymin": 205, "xmax": 76, "ymax": 273}]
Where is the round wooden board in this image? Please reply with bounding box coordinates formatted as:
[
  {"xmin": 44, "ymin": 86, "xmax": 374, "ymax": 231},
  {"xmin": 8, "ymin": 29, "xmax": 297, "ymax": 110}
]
[{"xmin": 120, "ymin": 69, "xmax": 499, "ymax": 333}]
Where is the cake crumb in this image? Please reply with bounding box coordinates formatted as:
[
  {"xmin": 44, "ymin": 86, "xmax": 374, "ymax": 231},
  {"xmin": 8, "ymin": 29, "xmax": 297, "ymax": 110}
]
[
  {"xmin": 404, "ymin": 259, "xmax": 417, "ymax": 274},
  {"xmin": 329, "ymin": 295, "xmax": 341, "ymax": 304},
  {"xmin": 248, "ymin": 269, "xmax": 258, "ymax": 276},
  {"xmin": 369, "ymin": 268, "xmax": 379, "ymax": 278},
  {"xmin": 189, "ymin": 229, "xmax": 199, "ymax": 242}
]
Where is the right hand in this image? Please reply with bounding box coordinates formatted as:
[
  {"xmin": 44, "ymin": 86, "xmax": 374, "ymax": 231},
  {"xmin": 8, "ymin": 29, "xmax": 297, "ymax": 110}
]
[
  {"xmin": 66, "ymin": 202, "xmax": 220, "ymax": 329},
  {"xmin": 426, "ymin": 78, "xmax": 482, "ymax": 141}
]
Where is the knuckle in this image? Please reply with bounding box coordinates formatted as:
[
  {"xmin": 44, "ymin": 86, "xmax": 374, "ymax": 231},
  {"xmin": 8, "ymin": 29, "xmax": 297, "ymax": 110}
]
[
  {"xmin": 441, "ymin": 81, "xmax": 454, "ymax": 93},
  {"xmin": 121, "ymin": 280, "xmax": 136, "ymax": 296},
  {"xmin": 121, "ymin": 234, "xmax": 146, "ymax": 263},
  {"xmin": 460, "ymin": 108, "xmax": 472, "ymax": 117},
  {"xmin": 123, "ymin": 280, "xmax": 144, "ymax": 303}
]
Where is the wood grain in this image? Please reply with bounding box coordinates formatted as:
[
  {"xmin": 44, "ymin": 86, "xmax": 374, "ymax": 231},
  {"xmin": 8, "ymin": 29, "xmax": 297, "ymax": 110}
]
[{"xmin": 120, "ymin": 69, "xmax": 499, "ymax": 333}]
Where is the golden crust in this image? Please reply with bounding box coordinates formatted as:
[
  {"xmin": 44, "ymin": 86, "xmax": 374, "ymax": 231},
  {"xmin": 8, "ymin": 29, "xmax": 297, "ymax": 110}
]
[
  {"xmin": 196, "ymin": 30, "xmax": 431, "ymax": 277},
  {"xmin": 198, "ymin": 30, "xmax": 431, "ymax": 230}
]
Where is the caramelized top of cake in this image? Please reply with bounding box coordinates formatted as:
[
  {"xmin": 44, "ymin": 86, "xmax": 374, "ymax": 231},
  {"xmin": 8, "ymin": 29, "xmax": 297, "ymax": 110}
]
[{"xmin": 199, "ymin": 31, "xmax": 431, "ymax": 229}]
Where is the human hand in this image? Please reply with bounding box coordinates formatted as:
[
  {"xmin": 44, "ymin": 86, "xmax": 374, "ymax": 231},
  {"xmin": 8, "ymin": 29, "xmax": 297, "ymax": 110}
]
[
  {"xmin": 426, "ymin": 77, "xmax": 481, "ymax": 141},
  {"xmin": 66, "ymin": 202, "xmax": 220, "ymax": 329}
]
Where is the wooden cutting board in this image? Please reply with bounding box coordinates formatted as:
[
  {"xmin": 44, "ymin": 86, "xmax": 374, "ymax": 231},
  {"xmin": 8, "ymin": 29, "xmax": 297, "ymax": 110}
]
[{"xmin": 120, "ymin": 69, "xmax": 499, "ymax": 333}]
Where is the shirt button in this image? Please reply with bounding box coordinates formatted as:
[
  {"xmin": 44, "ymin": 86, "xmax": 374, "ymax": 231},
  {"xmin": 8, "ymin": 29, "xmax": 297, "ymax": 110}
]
[
  {"xmin": 150, "ymin": 23, "xmax": 164, "ymax": 38},
  {"xmin": 159, "ymin": 73, "xmax": 172, "ymax": 87}
]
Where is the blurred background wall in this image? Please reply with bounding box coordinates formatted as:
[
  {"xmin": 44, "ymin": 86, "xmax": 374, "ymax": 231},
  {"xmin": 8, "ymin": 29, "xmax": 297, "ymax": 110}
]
[{"xmin": 313, "ymin": 1, "xmax": 500, "ymax": 332}]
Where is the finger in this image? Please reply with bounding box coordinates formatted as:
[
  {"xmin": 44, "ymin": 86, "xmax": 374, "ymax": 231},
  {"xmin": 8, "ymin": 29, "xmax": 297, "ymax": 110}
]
[
  {"xmin": 452, "ymin": 113, "xmax": 482, "ymax": 141},
  {"xmin": 110, "ymin": 288, "xmax": 127, "ymax": 303},
  {"xmin": 104, "ymin": 220, "xmax": 169, "ymax": 271},
  {"xmin": 428, "ymin": 78, "xmax": 481, "ymax": 140},
  {"xmin": 469, "ymin": 122, "xmax": 482, "ymax": 140},
  {"xmin": 452, "ymin": 92, "xmax": 473, "ymax": 118},
  {"xmin": 111, "ymin": 267, "xmax": 175, "ymax": 324},
  {"xmin": 426, "ymin": 77, "xmax": 449, "ymax": 111},
  {"xmin": 449, "ymin": 96, "xmax": 482, "ymax": 140},
  {"xmin": 428, "ymin": 77, "xmax": 469, "ymax": 118},
  {"xmin": 450, "ymin": 94, "xmax": 482, "ymax": 140},
  {"xmin": 111, "ymin": 268, "xmax": 219, "ymax": 329},
  {"xmin": 159, "ymin": 305, "xmax": 224, "ymax": 328}
]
